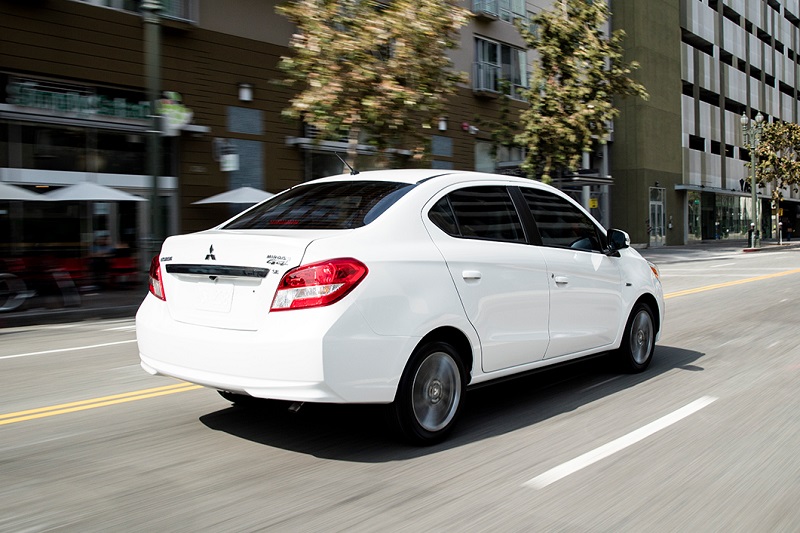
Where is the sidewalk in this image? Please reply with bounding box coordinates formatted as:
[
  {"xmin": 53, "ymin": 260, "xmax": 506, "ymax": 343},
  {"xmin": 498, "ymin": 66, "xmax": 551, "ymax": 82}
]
[
  {"xmin": 2, "ymin": 239, "xmax": 798, "ymax": 328},
  {"xmin": 0, "ymin": 286, "xmax": 146, "ymax": 329},
  {"xmin": 637, "ymin": 238, "xmax": 800, "ymax": 264}
]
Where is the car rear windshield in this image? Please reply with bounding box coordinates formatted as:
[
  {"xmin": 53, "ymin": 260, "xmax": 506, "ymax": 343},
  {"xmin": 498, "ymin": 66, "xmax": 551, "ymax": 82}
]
[{"xmin": 222, "ymin": 181, "xmax": 414, "ymax": 230}]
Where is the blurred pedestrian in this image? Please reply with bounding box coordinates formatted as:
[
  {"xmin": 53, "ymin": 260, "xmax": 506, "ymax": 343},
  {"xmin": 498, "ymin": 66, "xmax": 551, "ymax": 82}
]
[{"xmin": 90, "ymin": 232, "xmax": 114, "ymax": 289}]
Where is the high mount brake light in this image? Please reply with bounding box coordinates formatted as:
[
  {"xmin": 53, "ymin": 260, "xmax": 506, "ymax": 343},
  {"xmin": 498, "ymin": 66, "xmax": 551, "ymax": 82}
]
[
  {"xmin": 271, "ymin": 258, "xmax": 368, "ymax": 311},
  {"xmin": 149, "ymin": 255, "xmax": 166, "ymax": 301}
]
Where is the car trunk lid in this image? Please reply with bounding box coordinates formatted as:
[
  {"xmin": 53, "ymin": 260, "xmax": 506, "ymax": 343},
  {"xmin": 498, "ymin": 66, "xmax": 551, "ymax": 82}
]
[{"xmin": 158, "ymin": 230, "xmax": 319, "ymax": 330}]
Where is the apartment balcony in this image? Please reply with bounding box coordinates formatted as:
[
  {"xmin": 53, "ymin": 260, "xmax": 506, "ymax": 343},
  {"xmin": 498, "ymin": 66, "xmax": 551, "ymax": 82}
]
[
  {"xmin": 472, "ymin": 0, "xmax": 499, "ymax": 20},
  {"xmin": 472, "ymin": 0, "xmax": 528, "ymax": 23}
]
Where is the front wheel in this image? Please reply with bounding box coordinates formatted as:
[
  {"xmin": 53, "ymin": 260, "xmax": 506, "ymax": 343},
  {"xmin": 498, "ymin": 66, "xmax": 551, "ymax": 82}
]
[
  {"xmin": 618, "ymin": 302, "xmax": 655, "ymax": 373},
  {"xmin": 391, "ymin": 341, "xmax": 466, "ymax": 446}
]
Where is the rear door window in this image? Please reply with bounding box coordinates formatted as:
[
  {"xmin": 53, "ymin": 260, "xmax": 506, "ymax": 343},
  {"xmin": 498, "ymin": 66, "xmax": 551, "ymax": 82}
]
[
  {"xmin": 223, "ymin": 181, "xmax": 414, "ymax": 230},
  {"xmin": 428, "ymin": 186, "xmax": 526, "ymax": 243}
]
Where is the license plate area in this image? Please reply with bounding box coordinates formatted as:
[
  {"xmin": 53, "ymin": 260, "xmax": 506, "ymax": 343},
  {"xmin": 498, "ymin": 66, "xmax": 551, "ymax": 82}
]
[{"xmin": 196, "ymin": 279, "xmax": 234, "ymax": 313}]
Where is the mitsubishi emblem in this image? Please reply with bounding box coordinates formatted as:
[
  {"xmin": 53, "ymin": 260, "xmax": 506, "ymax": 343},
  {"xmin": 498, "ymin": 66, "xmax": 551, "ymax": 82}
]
[{"xmin": 205, "ymin": 245, "xmax": 216, "ymax": 261}]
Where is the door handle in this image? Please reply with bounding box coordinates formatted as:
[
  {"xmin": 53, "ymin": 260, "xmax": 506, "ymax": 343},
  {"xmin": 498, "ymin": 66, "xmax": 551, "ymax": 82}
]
[
  {"xmin": 462, "ymin": 270, "xmax": 482, "ymax": 280},
  {"xmin": 553, "ymin": 275, "xmax": 569, "ymax": 285}
]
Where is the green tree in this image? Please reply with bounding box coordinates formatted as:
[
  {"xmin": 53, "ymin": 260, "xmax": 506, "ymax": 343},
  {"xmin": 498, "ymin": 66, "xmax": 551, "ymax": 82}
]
[
  {"xmin": 755, "ymin": 120, "xmax": 800, "ymax": 202},
  {"xmin": 515, "ymin": 0, "xmax": 648, "ymax": 181},
  {"xmin": 277, "ymin": 0, "xmax": 469, "ymax": 168}
]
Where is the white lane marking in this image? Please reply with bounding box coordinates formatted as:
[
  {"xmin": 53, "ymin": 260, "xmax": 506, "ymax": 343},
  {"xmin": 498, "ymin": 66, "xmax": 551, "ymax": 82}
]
[
  {"xmin": 709, "ymin": 263, "xmax": 735, "ymax": 268},
  {"xmin": 103, "ymin": 325, "xmax": 136, "ymax": 332},
  {"xmin": 523, "ymin": 396, "xmax": 718, "ymax": 490},
  {"xmin": 0, "ymin": 340, "xmax": 137, "ymax": 361}
]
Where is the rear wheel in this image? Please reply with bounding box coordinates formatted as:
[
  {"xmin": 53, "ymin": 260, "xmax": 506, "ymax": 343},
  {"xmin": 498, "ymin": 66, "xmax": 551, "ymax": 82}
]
[
  {"xmin": 618, "ymin": 302, "xmax": 655, "ymax": 373},
  {"xmin": 391, "ymin": 341, "xmax": 466, "ymax": 445}
]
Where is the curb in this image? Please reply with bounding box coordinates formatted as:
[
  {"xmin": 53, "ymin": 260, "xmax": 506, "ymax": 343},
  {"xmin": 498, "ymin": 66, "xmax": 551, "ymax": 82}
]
[{"xmin": 0, "ymin": 304, "xmax": 140, "ymax": 329}]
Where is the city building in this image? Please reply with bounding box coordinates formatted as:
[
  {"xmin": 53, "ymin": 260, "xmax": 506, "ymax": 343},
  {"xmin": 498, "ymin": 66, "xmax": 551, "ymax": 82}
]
[
  {"xmin": 614, "ymin": 0, "xmax": 800, "ymax": 245},
  {"xmin": 1, "ymin": 0, "xmax": 557, "ymax": 266},
  {"xmin": 2, "ymin": 0, "xmax": 796, "ymax": 269}
]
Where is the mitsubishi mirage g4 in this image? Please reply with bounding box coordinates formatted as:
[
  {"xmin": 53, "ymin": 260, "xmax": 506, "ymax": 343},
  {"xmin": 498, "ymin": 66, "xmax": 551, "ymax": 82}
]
[{"xmin": 136, "ymin": 169, "xmax": 664, "ymax": 445}]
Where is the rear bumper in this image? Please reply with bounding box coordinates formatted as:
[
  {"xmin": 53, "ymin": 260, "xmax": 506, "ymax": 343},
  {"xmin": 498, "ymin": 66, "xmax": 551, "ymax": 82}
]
[
  {"xmin": 139, "ymin": 356, "xmax": 343, "ymax": 402},
  {"xmin": 136, "ymin": 294, "xmax": 412, "ymax": 403}
]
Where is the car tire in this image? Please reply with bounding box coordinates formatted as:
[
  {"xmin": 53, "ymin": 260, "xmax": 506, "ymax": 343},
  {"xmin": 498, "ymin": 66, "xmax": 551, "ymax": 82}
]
[
  {"xmin": 618, "ymin": 302, "xmax": 655, "ymax": 373},
  {"xmin": 391, "ymin": 341, "xmax": 466, "ymax": 446}
]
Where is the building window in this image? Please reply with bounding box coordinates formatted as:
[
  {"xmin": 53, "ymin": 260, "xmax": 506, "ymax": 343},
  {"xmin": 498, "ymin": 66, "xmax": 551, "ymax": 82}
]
[
  {"xmin": 496, "ymin": 144, "xmax": 524, "ymax": 168},
  {"xmin": 76, "ymin": 0, "xmax": 197, "ymax": 23},
  {"xmin": 475, "ymin": 141, "xmax": 494, "ymax": 172},
  {"xmin": 0, "ymin": 122, "xmax": 8, "ymax": 168},
  {"xmin": 689, "ymin": 135, "xmax": 705, "ymax": 151},
  {"xmin": 473, "ymin": 38, "xmax": 528, "ymax": 99}
]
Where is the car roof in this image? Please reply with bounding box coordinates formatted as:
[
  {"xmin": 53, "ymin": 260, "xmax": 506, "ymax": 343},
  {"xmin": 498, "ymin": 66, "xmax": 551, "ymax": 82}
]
[
  {"xmin": 303, "ymin": 169, "xmax": 552, "ymax": 190},
  {"xmin": 305, "ymin": 169, "xmax": 453, "ymax": 185}
]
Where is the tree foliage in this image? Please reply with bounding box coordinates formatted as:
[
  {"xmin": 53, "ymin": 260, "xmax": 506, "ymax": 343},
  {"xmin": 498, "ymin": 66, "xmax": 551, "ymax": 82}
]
[
  {"xmin": 277, "ymin": 0, "xmax": 469, "ymax": 166},
  {"xmin": 515, "ymin": 0, "xmax": 648, "ymax": 181},
  {"xmin": 755, "ymin": 121, "xmax": 800, "ymax": 200}
]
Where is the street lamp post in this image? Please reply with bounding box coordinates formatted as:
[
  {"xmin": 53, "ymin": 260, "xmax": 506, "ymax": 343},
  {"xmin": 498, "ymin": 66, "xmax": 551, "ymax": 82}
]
[
  {"xmin": 741, "ymin": 112, "xmax": 764, "ymax": 248},
  {"xmin": 142, "ymin": 0, "xmax": 163, "ymax": 258}
]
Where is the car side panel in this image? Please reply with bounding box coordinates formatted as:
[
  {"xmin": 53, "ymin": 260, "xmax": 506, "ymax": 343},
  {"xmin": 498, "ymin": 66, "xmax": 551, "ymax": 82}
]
[
  {"xmin": 299, "ymin": 221, "xmax": 482, "ymax": 376},
  {"xmin": 541, "ymin": 247, "xmax": 624, "ymax": 358}
]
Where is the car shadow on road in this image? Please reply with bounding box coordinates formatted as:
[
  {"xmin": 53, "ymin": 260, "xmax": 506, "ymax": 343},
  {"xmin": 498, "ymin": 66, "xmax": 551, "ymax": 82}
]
[{"xmin": 199, "ymin": 345, "xmax": 704, "ymax": 462}]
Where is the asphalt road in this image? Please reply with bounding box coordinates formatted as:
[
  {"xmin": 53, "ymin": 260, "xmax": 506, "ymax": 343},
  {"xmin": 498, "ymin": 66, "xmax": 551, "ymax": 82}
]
[{"xmin": 1, "ymin": 246, "xmax": 799, "ymax": 532}]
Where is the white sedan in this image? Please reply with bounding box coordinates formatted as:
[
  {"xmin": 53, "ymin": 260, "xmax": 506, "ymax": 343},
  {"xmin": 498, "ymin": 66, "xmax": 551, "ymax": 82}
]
[{"xmin": 137, "ymin": 169, "xmax": 664, "ymax": 445}]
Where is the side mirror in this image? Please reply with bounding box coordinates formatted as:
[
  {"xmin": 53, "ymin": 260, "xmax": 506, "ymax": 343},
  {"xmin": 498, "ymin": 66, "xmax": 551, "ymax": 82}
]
[{"xmin": 607, "ymin": 229, "xmax": 630, "ymax": 253}]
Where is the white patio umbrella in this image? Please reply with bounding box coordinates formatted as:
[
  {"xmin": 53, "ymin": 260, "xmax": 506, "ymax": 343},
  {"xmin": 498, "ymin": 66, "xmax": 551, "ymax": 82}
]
[
  {"xmin": 192, "ymin": 186, "xmax": 274, "ymax": 205},
  {"xmin": 43, "ymin": 181, "xmax": 147, "ymax": 202},
  {"xmin": 0, "ymin": 182, "xmax": 47, "ymax": 201}
]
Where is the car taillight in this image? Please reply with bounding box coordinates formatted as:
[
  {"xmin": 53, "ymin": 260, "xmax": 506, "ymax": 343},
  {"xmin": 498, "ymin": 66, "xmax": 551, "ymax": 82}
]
[
  {"xmin": 271, "ymin": 258, "xmax": 367, "ymax": 311},
  {"xmin": 148, "ymin": 255, "xmax": 166, "ymax": 301}
]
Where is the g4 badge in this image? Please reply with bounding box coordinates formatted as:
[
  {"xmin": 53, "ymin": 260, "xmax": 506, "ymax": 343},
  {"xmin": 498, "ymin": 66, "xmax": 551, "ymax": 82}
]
[{"xmin": 266, "ymin": 255, "xmax": 290, "ymax": 266}]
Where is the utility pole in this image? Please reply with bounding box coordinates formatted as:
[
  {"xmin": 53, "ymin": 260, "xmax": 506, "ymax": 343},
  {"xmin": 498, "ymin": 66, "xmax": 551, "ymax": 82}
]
[
  {"xmin": 741, "ymin": 112, "xmax": 763, "ymax": 248},
  {"xmin": 142, "ymin": 0, "xmax": 163, "ymax": 256}
]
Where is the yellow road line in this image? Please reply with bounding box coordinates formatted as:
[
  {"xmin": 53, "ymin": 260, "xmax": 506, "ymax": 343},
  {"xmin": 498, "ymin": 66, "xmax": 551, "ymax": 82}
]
[
  {"xmin": 0, "ymin": 382, "xmax": 202, "ymax": 426},
  {"xmin": 665, "ymin": 268, "xmax": 800, "ymax": 299}
]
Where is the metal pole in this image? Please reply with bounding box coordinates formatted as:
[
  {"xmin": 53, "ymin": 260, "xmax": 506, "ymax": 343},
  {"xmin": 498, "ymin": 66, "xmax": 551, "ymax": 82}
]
[
  {"xmin": 750, "ymin": 138, "xmax": 758, "ymax": 248},
  {"xmin": 142, "ymin": 0, "xmax": 162, "ymax": 257},
  {"xmin": 753, "ymin": 114, "xmax": 762, "ymax": 248},
  {"xmin": 741, "ymin": 112, "xmax": 763, "ymax": 248}
]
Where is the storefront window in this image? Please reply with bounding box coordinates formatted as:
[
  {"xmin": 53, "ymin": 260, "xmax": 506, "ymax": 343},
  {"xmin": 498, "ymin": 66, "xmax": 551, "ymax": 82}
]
[
  {"xmin": 98, "ymin": 131, "xmax": 146, "ymax": 175},
  {"xmin": 716, "ymin": 195, "xmax": 749, "ymax": 239},
  {"xmin": 11, "ymin": 123, "xmax": 146, "ymax": 174},
  {"xmin": 0, "ymin": 122, "xmax": 8, "ymax": 167},
  {"xmin": 688, "ymin": 191, "xmax": 757, "ymax": 241},
  {"xmin": 19, "ymin": 124, "xmax": 85, "ymax": 171}
]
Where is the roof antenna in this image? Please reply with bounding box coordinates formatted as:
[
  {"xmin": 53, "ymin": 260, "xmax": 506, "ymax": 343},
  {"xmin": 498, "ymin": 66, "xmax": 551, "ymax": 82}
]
[{"xmin": 335, "ymin": 152, "xmax": 359, "ymax": 175}]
